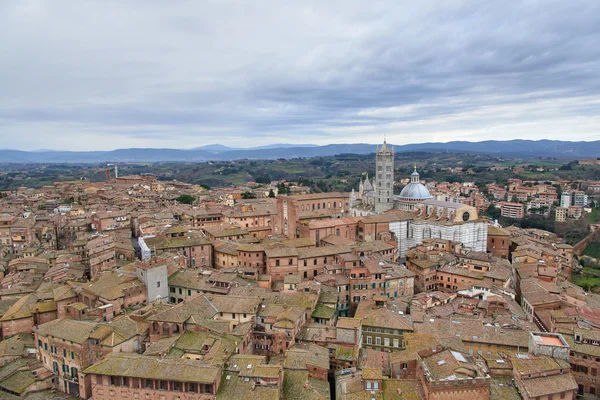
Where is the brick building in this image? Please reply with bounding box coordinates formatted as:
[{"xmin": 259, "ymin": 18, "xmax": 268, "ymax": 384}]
[{"xmin": 84, "ymin": 353, "xmax": 220, "ymax": 399}]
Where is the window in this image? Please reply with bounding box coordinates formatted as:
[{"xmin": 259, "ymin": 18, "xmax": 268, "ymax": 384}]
[
  {"xmin": 384, "ymin": 338, "xmax": 390, "ymax": 347},
  {"xmin": 288, "ymin": 259, "xmax": 293, "ymax": 266},
  {"xmin": 170, "ymin": 287, "xmax": 175, "ymax": 293},
  {"xmin": 276, "ymin": 260, "xmax": 280, "ymax": 267},
  {"xmin": 187, "ymin": 383, "xmax": 198, "ymax": 393},
  {"xmin": 376, "ymin": 337, "xmax": 381, "ymax": 345},
  {"xmin": 366, "ymin": 381, "xmax": 372, "ymax": 389},
  {"xmin": 393, "ymin": 339, "xmax": 399, "ymax": 347},
  {"xmin": 71, "ymin": 351, "xmax": 75, "ymax": 359},
  {"xmin": 367, "ymin": 336, "xmax": 372, "ymax": 344},
  {"xmin": 157, "ymin": 281, "xmax": 161, "ymax": 288}
]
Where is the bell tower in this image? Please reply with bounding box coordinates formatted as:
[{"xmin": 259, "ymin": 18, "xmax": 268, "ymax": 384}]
[{"xmin": 375, "ymin": 138, "xmax": 394, "ymax": 213}]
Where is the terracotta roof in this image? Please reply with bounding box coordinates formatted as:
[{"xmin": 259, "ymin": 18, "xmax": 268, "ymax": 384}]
[
  {"xmin": 148, "ymin": 295, "xmax": 218, "ymax": 323},
  {"xmin": 84, "ymin": 353, "xmax": 220, "ymax": 383},
  {"xmin": 517, "ymin": 372, "xmax": 577, "ymax": 398},
  {"xmin": 34, "ymin": 319, "xmax": 101, "ymax": 344}
]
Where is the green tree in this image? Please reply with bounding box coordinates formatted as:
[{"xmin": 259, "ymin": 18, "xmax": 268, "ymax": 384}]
[
  {"xmin": 241, "ymin": 191, "xmax": 257, "ymax": 199},
  {"xmin": 175, "ymin": 194, "xmax": 195, "ymax": 204},
  {"xmin": 277, "ymin": 182, "xmax": 290, "ymax": 195},
  {"xmin": 486, "ymin": 205, "xmax": 501, "ymax": 220},
  {"xmin": 268, "ymin": 189, "xmax": 275, "ymax": 198}
]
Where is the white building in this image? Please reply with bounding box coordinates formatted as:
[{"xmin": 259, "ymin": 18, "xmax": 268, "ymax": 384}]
[
  {"xmin": 389, "ymin": 200, "xmax": 487, "ymax": 260},
  {"xmin": 135, "ymin": 260, "xmax": 168, "ymax": 303},
  {"xmin": 560, "ymin": 192, "xmax": 571, "ymax": 208}
]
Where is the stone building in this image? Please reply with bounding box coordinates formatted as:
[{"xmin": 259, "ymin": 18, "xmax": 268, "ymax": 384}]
[
  {"xmin": 134, "ymin": 258, "xmax": 168, "ymax": 303},
  {"xmin": 375, "ymin": 140, "xmax": 395, "ymax": 213},
  {"xmin": 355, "ymin": 140, "xmax": 396, "ymax": 214}
]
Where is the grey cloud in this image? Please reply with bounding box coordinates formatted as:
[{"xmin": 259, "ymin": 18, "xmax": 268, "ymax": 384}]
[{"xmin": 0, "ymin": 0, "xmax": 599, "ymax": 150}]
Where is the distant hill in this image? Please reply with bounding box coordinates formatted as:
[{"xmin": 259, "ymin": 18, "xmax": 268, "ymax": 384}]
[
  {"xmin": 190, "ymin": 144, "xmax": 236, "ymax": 151},
  {"xmin": 1, "ymin": 140, "xmax": 599, "ymax": 163}
]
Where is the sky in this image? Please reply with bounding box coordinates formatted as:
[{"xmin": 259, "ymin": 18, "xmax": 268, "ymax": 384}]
[{"xmin": 1, "ymin": 0, "xmax": 599, "ymax": 151}]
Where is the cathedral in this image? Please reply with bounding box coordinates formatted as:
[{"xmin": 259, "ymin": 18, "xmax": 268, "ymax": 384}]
[{"xmin": 350, "ymin": 140, "xmax": 487, "ymax": 259}]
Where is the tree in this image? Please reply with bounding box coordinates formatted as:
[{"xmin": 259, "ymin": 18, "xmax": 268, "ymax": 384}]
[
  {"xmin": 199, "ymin": 184, "xmax": 211, "ymax": 190},
  {"xmin": 268, "ymin": 189, "xmax": 275, "ymax": 198},
  {"xmin": 277, "ymin": 183, "xmax": 290, "ymax": 195},
  {"xmin": 255, "ymin": 176, "xmax": 271, "ymax": 185},
  {"xmin": 486, "ymin": 205, "xmax": 501, "ymax": 220},
  {"xmin": 241, "ymin": 191, "xmax": 257, "ymax": 199},
  {"xmin": 175, "ymin": 194, "xmax": 195, "ymax": 204}
]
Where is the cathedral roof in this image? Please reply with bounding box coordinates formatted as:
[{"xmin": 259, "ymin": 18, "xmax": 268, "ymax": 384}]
[
  {"xmin": 363, "ymin": 174, "xmax": 374, "ymax": 191},
  {"xmin": 399, "ymin": 182, "xmax": 432, "ymax": 200},
  {"xmin": 400, "ymin": 167, "xmax": 431, "ymax": 200}
]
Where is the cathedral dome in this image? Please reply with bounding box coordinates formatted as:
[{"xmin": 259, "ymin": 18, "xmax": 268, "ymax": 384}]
[
  {"xmin": 399, "ymin": 167, "xmax": 431, "ymax": 201},
  {"xmin": 399, "ymin": 182, "xmax": 431, "ymax": 200}
]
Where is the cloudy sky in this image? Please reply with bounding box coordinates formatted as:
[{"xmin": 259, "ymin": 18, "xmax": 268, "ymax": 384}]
[{"xmin": 1, "ymin": 0, "xmax": 599, "ymax": 151}]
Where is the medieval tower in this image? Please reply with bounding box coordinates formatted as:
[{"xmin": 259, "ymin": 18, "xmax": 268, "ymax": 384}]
[{"xmin": 375, "ymin": 139, "xmax": 394, "ymax": 213}]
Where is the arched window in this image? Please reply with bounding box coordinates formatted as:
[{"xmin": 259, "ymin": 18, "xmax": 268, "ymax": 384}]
[{"xmin": 424, "ymin": 227, "xmax": 431, "ymax": 239}]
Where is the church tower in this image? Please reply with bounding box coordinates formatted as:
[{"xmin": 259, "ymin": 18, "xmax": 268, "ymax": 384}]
[{"xmin": 375, "ymin": 139, "xmax": 394, "ymax": 213}]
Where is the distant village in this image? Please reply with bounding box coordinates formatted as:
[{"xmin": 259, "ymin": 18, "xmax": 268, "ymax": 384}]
[{"xmin": 0, "ymin": 142, "xmax": 599, "ymax": 400}]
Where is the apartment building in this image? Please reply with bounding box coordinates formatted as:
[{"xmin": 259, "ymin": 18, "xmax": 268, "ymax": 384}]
[{"xmin": 497, "ymin": 201, "xmax": 525, "ymax": 219}]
